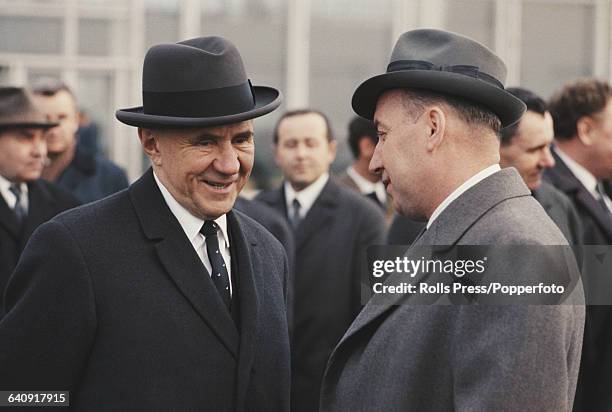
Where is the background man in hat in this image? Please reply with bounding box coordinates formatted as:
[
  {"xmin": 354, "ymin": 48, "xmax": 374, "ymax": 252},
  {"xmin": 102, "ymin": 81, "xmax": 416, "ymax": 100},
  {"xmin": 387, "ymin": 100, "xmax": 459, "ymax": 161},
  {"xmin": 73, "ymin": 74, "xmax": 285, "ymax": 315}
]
[
  {"xmin": 0, "ymin": 87, "xmax": 79, "ymax": 317},
  {"xmin": 31, "ymin": 79, "xmax": 128, "ymax": 204},
  {"xmin": 545, "ymin": 78, "xmax": 612, "ymax": 412},
  {"xmin": 256, "ymin": 109, "xmax": 386, "ymax": 412},
  {"xmin": 0, "ymin": 37, "xmax": 290, "ymax": 411},
  {"xmin": 320, "ymin": 29, "xmax": 584, "ymax": 411}
]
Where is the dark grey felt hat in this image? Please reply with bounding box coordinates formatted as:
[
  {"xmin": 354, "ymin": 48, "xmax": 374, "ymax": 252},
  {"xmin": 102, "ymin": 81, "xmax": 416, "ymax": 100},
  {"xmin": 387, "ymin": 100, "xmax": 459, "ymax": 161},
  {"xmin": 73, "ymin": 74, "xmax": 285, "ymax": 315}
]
[
  {"xmin": 116, "ymin": 36, "xmax": 281, "ymax": 128},
  {"xmin": 0, "ymin": 87, "xmax": 58, "ymax": 130},
  {"xmin": 352, "ymin": 29, "xmax": 526, "ymax": 127}
]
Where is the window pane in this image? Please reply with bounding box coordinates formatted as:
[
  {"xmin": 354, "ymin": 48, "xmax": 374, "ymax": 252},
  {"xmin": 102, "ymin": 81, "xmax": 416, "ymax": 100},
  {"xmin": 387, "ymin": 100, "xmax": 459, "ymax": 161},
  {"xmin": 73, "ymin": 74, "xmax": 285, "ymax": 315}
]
[
  {"xmin": 521, "ymin": 1, "xmax": 595, "ymax": 98},
  {"xmin": 445, "ymin": 0, "xmax": 495, "ymax": 49},
  {"xmin": 309, "ymin": 0, "xmax": 393, "ymax": 172},
  {"xmin": 0, "ymin": 16, "xmax": 63, "ymax": 54}
]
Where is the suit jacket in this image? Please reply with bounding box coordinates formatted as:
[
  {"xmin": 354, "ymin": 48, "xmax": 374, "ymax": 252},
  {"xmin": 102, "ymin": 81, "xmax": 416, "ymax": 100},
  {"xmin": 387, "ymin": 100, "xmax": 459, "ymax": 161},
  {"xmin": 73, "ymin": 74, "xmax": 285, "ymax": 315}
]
[
  {"xmin": 0, "ymin": 179, "xmax": 79, "ymax": 317},
  {"xmin": 56, "ymin": 147, "xmax": 129, "ymax": 204},
  {"xmin": 0, "ymin": 169, "xmax": 290, "ymax": 412},
  {"xmin": 321, "ymin": 168, "xmax": 585, "ymax": 412},
  {"xmin": 544, "ymin": 151, "xmax": 612, "ymax": 412},
  {"xmin": 334, "ymin": 171, "xmax": 393, "ymax": 221},
  {"xmin": 256, "ymin": 179, "xmax": 386, "ymax": 412}
]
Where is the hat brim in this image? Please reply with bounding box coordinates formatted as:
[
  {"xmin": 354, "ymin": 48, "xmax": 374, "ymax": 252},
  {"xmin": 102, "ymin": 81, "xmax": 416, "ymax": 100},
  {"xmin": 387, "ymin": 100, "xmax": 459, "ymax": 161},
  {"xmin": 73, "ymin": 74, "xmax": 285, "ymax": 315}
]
[
  {"xmin": 115, "ymin": 86, "xmax": 281, "ymax": 128},
  {"xmin": 352, "ymin": 70, "xmax": 526, "ymax": 127}
]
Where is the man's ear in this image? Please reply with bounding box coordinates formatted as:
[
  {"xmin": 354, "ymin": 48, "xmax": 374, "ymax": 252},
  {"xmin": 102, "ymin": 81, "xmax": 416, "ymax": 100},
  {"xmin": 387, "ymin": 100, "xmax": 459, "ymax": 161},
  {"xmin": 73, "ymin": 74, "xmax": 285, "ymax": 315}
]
[
  {"xmin": 138, "ymin": 128, "xmax": 162, "ymax": 166},
  {"xmin": 424, "ymin": 106, "xmax": 446, "ymax": 152},
  {"xmin": 576, "ymin": 116, "xmax": 595, "ymax": 146}
]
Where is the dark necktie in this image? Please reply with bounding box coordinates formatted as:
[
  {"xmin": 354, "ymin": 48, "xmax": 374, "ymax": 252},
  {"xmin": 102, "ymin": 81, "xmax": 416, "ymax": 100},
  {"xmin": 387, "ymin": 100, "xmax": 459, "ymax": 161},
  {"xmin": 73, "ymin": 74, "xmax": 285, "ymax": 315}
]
[
  {"xmin": 9, "ymin": 183, "xmax": 26, "ymax": 224},
  {"xmin": 596, "ymin": 182, "xmax": 612, "ymax": 214},
  {"xmin": 366, "ymin": 191, "xmax": 386, "ymax": 210},
  {"xmin": 200, "ymin": 220, "xmax": 231, "ymax": 310},
  {"xmin": 290, "ymin": 198, "xmax": 302, "ymax": 229}
]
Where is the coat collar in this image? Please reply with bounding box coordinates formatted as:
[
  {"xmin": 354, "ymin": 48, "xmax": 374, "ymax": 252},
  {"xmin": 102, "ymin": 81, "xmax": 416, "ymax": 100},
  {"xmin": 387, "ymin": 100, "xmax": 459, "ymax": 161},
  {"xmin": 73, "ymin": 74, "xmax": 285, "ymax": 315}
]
[
  {"xmin": 330, "ymin": 168, "xmax": 531, "ymax": 356},
  {"xmin": 129, "ymin": 169, "xmax": 261, "ymax": 368},
  {"xmin": 545, "ymin": 151, "xmax": 612, "ymax": 240}
]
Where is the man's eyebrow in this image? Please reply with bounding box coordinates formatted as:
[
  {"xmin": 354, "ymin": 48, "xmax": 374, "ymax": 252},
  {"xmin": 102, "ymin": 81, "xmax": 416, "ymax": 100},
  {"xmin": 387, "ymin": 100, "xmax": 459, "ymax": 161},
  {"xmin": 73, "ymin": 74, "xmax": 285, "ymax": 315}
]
[
  {"xmin": 373, "ymin": 119, "xmax": 388, "ymax": 130},
  {"xmin": 232, "ymin": 130, "xmax": 254, "ymax": 139}
]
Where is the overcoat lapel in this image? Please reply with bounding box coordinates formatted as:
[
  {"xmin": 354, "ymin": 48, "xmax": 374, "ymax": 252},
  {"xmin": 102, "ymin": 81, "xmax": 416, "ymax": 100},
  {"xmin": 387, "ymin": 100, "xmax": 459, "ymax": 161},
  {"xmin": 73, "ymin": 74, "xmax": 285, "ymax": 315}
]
[
  {"xmin": 129, "ymin": 169, "xmax": 239, "ymax": 358},
  {"xmin": 548, "ymin": 151, "xmax": 612, "ymax": 240},
  {"xmin": 228, "ymin": 210, "xmax": 261, "ymax": 412},
  {"xmin": 332, "ymin": 169, "xmax": 531, "ymax": 351}
]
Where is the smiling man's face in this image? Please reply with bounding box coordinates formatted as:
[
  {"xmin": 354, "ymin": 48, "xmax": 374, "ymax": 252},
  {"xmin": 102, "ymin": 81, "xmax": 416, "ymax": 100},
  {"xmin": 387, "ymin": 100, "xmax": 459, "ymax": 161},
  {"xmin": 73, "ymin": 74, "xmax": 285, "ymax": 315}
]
[{"xmin": 140, "ymin": 121, "xmax": 254, "ymax": 220}]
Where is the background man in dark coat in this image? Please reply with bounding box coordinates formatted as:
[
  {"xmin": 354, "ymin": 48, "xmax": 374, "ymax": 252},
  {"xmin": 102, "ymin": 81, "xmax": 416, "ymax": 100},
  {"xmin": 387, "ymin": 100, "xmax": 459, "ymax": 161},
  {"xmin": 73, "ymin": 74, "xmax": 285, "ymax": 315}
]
[
  {"xmin": 0, "ymin": 87, "xmax": 79, "ymax": 317},
  {"xmin": 32, "ymin": 79, "xmax": 128, "ymax": 204},
  {"xmin": 321, "ymin": 29, "xmax": 584, "ymax": 412},
  {"xmin": 545, "ymin": 78, "xmax": 612, "ymax": 412},
  {"xmin": 499, "ymin": 87, "xmax": 583, "ymax": 245},
  {"xmin": 0, "ymin": 36, "xmax": 291, "ymax": 411},
  {"xmin": 256, "ymin": 109, "xmax": 386, "ymax": 412}
]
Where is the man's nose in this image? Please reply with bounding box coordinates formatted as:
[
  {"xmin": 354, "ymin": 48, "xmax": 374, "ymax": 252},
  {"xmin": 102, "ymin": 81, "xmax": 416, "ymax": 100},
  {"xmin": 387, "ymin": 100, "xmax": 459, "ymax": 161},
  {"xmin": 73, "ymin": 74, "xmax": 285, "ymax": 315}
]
[
  {"xmin": 32, "ymin": 135, "xmax": 47, "ymax": 158},
  {"xmin": 369, "ymin": 142, "xmax": 383, "ymax": 176},
  {"xmin": 214, "ymin": 143, "xmax": 240, "ymax": 175},
  {"xmin": 540, "ymin": 146, "xmax": 555, "ymax": 169}
]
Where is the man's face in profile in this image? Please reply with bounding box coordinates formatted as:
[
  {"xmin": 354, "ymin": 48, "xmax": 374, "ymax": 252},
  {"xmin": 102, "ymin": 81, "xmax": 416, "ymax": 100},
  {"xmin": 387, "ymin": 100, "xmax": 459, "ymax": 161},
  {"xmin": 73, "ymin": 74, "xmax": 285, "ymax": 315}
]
[
  {"xmin": 370, "ymin": 90, "xmax": 429, "ymax": 220},
  {"xmin": 143, "ymin": 120, "xmax": 255, "ymax": 220},
  {"xmin": 274, "ymin": 112, "xmax": 336, "ymax": 191},
  {"xmin": 0, "ymin": 127, "xmax": 47, "ymax": 182},
  {"xmin": 500, "ymin": 111, "xmax": 555, "ymax": 191}
]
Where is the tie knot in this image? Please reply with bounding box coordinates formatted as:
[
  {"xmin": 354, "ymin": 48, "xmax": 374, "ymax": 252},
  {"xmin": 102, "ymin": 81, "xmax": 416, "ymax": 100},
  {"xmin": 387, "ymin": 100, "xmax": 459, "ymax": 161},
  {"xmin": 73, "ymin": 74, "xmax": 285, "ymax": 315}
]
[
  {"xmin": 200, "ymin": 220, "xmax": 219, "ymax": 236},
  {"xmin": 292, "ymin": 198, "xmax": 301, "ymax": 209}
]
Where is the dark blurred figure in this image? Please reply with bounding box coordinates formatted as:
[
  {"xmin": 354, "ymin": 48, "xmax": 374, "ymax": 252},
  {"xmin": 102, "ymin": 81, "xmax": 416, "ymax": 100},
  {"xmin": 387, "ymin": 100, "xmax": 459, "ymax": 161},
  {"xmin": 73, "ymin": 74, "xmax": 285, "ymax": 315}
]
[
  {"xmin": 256, "ymin": 109, "xmax": 386, "ymax": 412},
  {"xmin": 545, "ymin": 78, "xmax": 612, "ymax": 412},
  {"xmin": 500, "ymin": 87, "xmax": 583, "ymax": 245},
  {"xmin": 76, "ymin": 109, "xmax": 100, "ymax": 155},
  {"xmin": 0, "ymin": 87, "xmax": 79, "ymax": 316},
  {"xmin": 336, "ymin": 116, "xmax": 389, "ymax": 214},
  {"xmin": 31, "ymin": 79, "xmax": 128, "ymax": 203}
]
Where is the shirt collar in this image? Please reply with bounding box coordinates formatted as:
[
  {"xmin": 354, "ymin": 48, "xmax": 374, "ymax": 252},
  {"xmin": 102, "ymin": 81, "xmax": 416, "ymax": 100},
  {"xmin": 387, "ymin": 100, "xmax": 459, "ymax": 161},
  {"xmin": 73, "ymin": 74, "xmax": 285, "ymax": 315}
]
[
  {"xmin": 0, "ymin": 173, "xmax": 28, "ymax": 209},
  {"xmin": 427, "ymin": 164, "xmax": 501, "ymax": 229},
  {"xmin": 553, "ymin": 146, "xmax": 599, "ymax": 197},
  {"xmin": 153, "ymin": 171, "xmax": 229, "ymax": 247},
  {"xmin": 284, "ymin": 172, "xmax": 329, "ymax": 218},
  {"xmin": 346, "ymin": 166, "xmax": 386, "ymax": 203}
]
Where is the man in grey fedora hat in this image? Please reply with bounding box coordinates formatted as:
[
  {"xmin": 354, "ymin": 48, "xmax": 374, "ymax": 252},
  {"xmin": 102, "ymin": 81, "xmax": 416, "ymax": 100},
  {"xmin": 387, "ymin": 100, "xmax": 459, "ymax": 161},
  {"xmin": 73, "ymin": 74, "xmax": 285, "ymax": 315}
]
[
  {"xmin": 320, "ymin": 29, "xmax": 584, "ymax": 411},
  {"xmin": 0, "ymin": 37, "xmax": 290, "ymax": 411},
  {"xmin": 0, "ymin": 87, "xmax": 79, "ymax": 317}
]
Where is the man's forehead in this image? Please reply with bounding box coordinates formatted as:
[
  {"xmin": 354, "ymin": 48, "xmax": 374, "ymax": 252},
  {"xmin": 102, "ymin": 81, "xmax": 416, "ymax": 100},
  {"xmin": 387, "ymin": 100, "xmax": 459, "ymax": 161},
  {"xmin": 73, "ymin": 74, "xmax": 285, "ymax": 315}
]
[{"xmin": 161, "ymin": 120, "xmax": 253, "ymax": 138}]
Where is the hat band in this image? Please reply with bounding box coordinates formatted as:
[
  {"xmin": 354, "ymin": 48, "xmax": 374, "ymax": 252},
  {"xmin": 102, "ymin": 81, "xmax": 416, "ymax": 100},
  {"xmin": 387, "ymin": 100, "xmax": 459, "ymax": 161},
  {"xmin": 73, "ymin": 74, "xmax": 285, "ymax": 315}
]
[
  {"xmin": 143, "ymin": 80, "xmax": 255, "ymax": 118},
  {"xmin": 387, "ymin": 60, "xmax": 504, "ymax": 89}
]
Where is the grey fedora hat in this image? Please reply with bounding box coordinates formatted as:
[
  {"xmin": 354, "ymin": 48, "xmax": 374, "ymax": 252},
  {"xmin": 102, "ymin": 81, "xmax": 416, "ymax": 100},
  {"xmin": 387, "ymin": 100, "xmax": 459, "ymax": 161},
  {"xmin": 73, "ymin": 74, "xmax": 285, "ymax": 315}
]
[
  {"xmin": 352, "ymin": 29, "xmax": 525, "ymax": 127},
  {"xmin": 116, "ymin": 36, "xmax": 281, "ymax": 128},
  {"xmin": 0, "ymin": 87, "xmax": 58, "ymax": 130}
]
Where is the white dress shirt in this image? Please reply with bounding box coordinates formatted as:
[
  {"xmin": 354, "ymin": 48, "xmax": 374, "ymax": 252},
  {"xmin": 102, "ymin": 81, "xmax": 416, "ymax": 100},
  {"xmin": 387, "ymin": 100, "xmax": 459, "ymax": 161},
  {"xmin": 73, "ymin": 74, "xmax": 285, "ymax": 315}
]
[
  {"xmin": 346, "ymin": 166, "xmax": 387, "ymax": 204},
  {"xmin": 0, "ymin": 174, "xmax": 28, "ymax": 213},
  {"xmin": 154, "ymin": 172, "xmax": 232, "ymax": 295},
  {"xmin": 427, "ymin": 164, "xmax": 501, "ymax": 229},
  {"xmin": 554, "ymin": 147, "xmax": 612, "ymax": 212},
  {"xmin": 284, "ymin": 172, "xmax": 329, "ymax": 220}
]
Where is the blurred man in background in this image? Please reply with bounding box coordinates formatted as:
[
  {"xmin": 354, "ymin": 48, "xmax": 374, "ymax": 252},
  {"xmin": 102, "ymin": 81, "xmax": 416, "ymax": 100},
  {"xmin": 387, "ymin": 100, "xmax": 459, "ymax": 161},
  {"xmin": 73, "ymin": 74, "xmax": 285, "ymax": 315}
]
[
  {"xmin": 0, "ymin": 87, "xmax": 79, "ymax": 316},
  {"xmin": 336, "ymin": 116, "xmax": 388, "ymax": 213},
  {"xmin": 499, "ymin": 87, "xmax": 583, "ymax": 245},
  {"xmin": 257, "ymin": 109, "xmax": 385, "ymax": 412},
  {"xmin": 32, "ymin": 79, "xmax": 128, "ymax": 203},
  {"xmin": 545, "ymin": 78, "xmax": 612, "ymax": 412}
]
